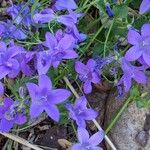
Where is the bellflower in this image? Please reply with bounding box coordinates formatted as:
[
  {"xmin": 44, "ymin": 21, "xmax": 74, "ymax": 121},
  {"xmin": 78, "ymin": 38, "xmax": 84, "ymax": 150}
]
[
  {"xmin": 75, "ymin": 59, "xmax": 100, "ymax": 94},
  {"xmin": 43, "ymin": 32, "xmax": 78, "ymax": 68},
  {"xmin": 71, "ymin": 127, "xmax": 104, "ymax": 150},
  {"xmin": 33, "ymin": 9, "xmax": 81, "ymax": 27},
  {"xmin": 0, "ymin": 21, "xmax": 27, "ymax": 40},
  {"xmin": 0, "ymin": 41, "xmax": 22, "ymax": 79},
  {"xmin": 139, "ymin": 0, "xmax": 150, "ymax": 14},
  {"xmin": 0, "ymin": 82, "xmax": 4, "ymax": 95},
  {"xmin": 66, "ymin": 96, "xmax": 98, "ymax": 127},
  {"xmin": 20, "ymin": 52, "xmax": 35, "ymax": 76},
  {"xmin": 125, "ymin": 24, "xmax": 150, "ymax": 66},
  {"xmin": 0, "ymin": 98, "xmax": 27, "ymax": 132},
  {"xmin": 54, "ymin": 0, "xmax": 77, "ymax": 10},
  {"xmin": 36, "ymin": 51, "xmax": 51, "ymax": 75},
  {"xmin": 105, "ymin": 3, "xmax": 114, "ymax": 18},
  {"xmin": 7, "ymin": 3, "xmax": 33, "ymax": 27},
  {"xmin": 26, "ymin": 75, "xmax": 71, "ymax": 121},
  {"xmin": 118, "ymin": 57, "xmax": 147, "ymax": 92}
]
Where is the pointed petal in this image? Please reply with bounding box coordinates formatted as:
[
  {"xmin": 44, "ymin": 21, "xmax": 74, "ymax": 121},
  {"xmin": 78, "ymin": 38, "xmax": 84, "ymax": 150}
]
[
  {"xmin": 45, "ymin": 104, "xmax": 60, "ymax": 122},
  {"xmin": 143, "ymin": 51, "xmax": 150, "ymax": 66},
  {"xmin": 133, "ymin": 70, "xmax": 147, "ymax": 84},
  {"xmin": 125, "ymin": 46, "xmax": 142, "ymax": 61},
  {"xmin": 0, "ymin": 41, "xmax": 7, "ymax": 52},
  {"xmin": 0, "ymin": 118, "xmax": 14, "ymax": 132},
  {"xmin": 127, "ymin": 29, "xmax": 140, "ymax": 45},
  {"xmin": 123, "ymin": 75, "xmax": 132, "ymax": 92},
  {"xmin": 77, "ymin": 127, "xmax": 89, "ymax": 143},
  {"xmin": 75, "ymin": 61, "xmax": 86, "ymax": 74},
  {"xmin": 48, "ymin": 89, "xmax": 71, "ymax": 104},
  {"xmin": 30, "ymin": 103, "xmax": 44, "ymax": 118},
  {"xmin": 15, "ymin": 114, "xmax": 27, "ymax": 125},
  {"xmin": 63, "ymin": 50, "xmax": 78, "ymax": 59},
  {"xmin": 87, "ymin": 59, "xmax": 96, "ymax": 71},
  {"xmin": 71, "ymin": 144, "xmax": 82, "ymax": 150},
  {"xmin": 39, "ymin": 75, "xmax": 52, "ymax": 91},
  {"xmin": 83, "ymin": 81, "xmax": 92, "ymax": 94},
  {"xmin": 88, "ymin": 130, "xmax": 104, "ymax": 146},
  {"xmin": 83, "ymin": 109, "xmax": 98, "ymax": 120},
  {"xmin": 0, "ymin": 66, "xmax": 9, "ymax": 79},
  {"xmin": 139, "ymin": 0, "xmax": 150, "ymax": 14},
  {"xmin": 74, "ymin": 96, "xmax": 87, "ymax": 109},
  {"xmin": 26, "ymin": 83, "xmax": 38, "ymax": 99},
  {"xmin": 92, "ymin": 72, "xmax": 100, "ymax": 83},
  {"xmin": 141, "ymin": 24, "xmax": 150, "ymax": 36}
]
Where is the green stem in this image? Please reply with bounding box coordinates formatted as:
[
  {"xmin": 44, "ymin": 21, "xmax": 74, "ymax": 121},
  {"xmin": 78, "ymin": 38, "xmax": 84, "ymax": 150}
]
[
  {"xmin": 105, "ymin": 97, "xmax": 132, "ymax": 134},
  {"xmin": 85, "ymin": 19, "xmax": 109, "ymax": 51},
  {"xmin": 103, "ymin": 19, "xmax": 114, "ymax": 57}
]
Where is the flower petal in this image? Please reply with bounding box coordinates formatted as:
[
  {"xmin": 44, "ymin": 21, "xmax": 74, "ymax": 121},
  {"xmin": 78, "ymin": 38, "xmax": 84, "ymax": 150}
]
[
  {"xmin": 15, "ymin": 114, "xmax": 27, "ymax": 125},
  {"xmin": 133, "ymin": 70, "xmax": 147, "ymax": 84},
  {"xmin": 45, "ymin": 104, "xmax": 60, "ymax": 122},
  {"xmin": 127, "ymin": 29, "xmax": 140, "ymax": 45},
  {"xmin": 83, "ymin": 109, "xmax": 98, "ymax": 120},
  {"xmin": 92, "ymin": 72, "xmax": 100, "ymax": 83},
  {"xmin": 125, "ymin": 46, "xmax": 142, "ymax": 61},
  {"xmin": 123, "ymin": 75, "xmax": 132, "ymax": 92},
  {"xmin": 71, "ymin": 144, "xmax": 82, "ymax": 150},
  {"xmin": 88, "ymin": 130, "xmax": 104, "ymax": 146},
  {"xmin": 30, "ymin": 103, "xmax": 44, "ymax": 118},
  {"xmin": 26, "ymin": 83, "xmax": 38, "ymax": 99},
  {"xmin": 87, "ymin": 59, "xmax": 96, "ymax": 71},
  {"xmin": 0, "ymin": 118, "xmax": 14, "ymax": 132},
  {"xmin": 74, "ymin": 96, "xmax": 87, "ymax": 109},
  {"xmin": 77, "ymin": 127, "xmax": 89, "ymax": 143},
  {"xmin": 139, "ymin": 0, "xmax": 150, "ymax": 14},
  {"xmin": 39, "ymin": 75, "xmax": 52, "ymax": 91},
  {"xmin": 83, "ymin": 81, "xmax": 92, "ymax": 94},
  {"xmin": 48, "ymin": 89, "xmax": 71, "ymax": 104},
  {"xmin": 143, "ymin": 51, "xmax": 150, "ymax": 66},
  {"xmin": 141, "ymin": 23, "xmax": 150, "ymax": 36},
  {"xmin": 75, "ymin": 61, "xmax": 86, "ymax": 74},
  {"xmin": 63, "ymin": 50, "xmax": 78, "ymax": 59},
  {"xmin": 0, "ymin": 41, "xmax": 7, "ymax": 52},
  {"xmin": 0, "ymin": 82, "xmax": 4, "ymax": 95}
]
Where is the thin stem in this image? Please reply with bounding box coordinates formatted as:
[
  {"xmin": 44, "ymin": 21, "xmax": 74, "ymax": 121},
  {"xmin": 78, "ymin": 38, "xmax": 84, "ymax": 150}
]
[
  {"xmin": 63, "ymin": 76, "xmax": 117, "ymax": 150},
  {"xmin": 105, "ymin": 98, "xmax": 132, "ymax": 134},
  {"xmin": 103, "ymin": 19, "xmax": 114, "ymax": 57},
  {"xmin": 0, "ymin": 132, "xmax": 43, "ymax": 150}
]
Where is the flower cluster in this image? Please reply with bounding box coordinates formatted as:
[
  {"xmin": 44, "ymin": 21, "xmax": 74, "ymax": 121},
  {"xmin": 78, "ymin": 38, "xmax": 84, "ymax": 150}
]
[{"xmin": 0, "ymin": 0, "xmax": 149, "ymax": 149}]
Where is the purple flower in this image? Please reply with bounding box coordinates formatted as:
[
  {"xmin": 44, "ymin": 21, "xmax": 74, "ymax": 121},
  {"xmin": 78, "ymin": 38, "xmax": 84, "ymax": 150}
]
[
  {"xmin": 20, "ymin": 52, "xmax": 35, "ymax": 76},
  {"xmin": 0, "ymin": 21, "xmax": 27, "ymax": 40},
  {"xmin": 139, "ymin": 0, "xmax": 150, "ymax": 14},
  {"xmin": 75, "ymin": 59, "xmax": 100, "ymax": 94},
  {"xmin": 118, "ymin": 57, "xmax": 147, "ymax": 92},
  {"xmin": 0, "ymin": 82, "xmax": 4, "ymax": 95},
  {"xmin": 66, "ymin": 96, "xmax": 98, "ymax": 127},
  {"xmin": 54, "ymin": 0, "xmax": 77, "ymax": 10},
  {"xmin": 26, "ymin": 75, "xmax": 71, "ymax": 121},
  {"xmin": 7, "ymin": 4, "xmax": 33, "ymax": 27},
  {"xmin": 36, "ymin": 51, "xmax": 51, "ymax": 75},
  {"xmin": 105, "ymin": 3, "xmax": 114, "ymax": 18},
  {"xmin": 125, "ymin": 24, "xmax": 150, "ymax": 66},
  {"xmin": 43, "ymin": 32, "xmax": 78, "ymax": 69},
  {"xmin": 0, "ymin": 98, "xmax": 26, "ymax": 132},
  {"xmin": 33, "ymin": 9, "xmax": 81, "ymax": 27},
  {"xmin": 71, "ymin": 127, "xmax": 104, "ymax": 150},
  {"xmin": 0, "ymin": 41, "xmax": 23, "ymax": 79}
]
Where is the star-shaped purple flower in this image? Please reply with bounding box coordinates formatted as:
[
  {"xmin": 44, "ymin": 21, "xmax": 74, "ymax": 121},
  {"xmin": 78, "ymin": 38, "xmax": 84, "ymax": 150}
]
[
  {"xmin": 0, "ymin": 41, "xmax": 23, "ymax": 79},
  {"xmin": 0, "ymin": 21, "xmax": 27, "ymax": 40},
  {"xmin": 43, "ymin": 31, "xmax": 78, "ymax": 68},
  {"xmin": 139, "ymin": 0, "xmax": 150, "ymax": 14},
  {"xmin": 118, "ymin": 57, "xmax": 147, "ymax": 92},
  {"xmin": 0, "ymin": 98, "xmax": 27, "ymax": 132},
  {"xmin": 66, "ymin": 96, "xmax": 98, "ymax": 127},
  {"xmin": 75, "ymin": 59, "xmax": 100, "ymax": 94},
  {"xmin": 125, "ymin": 24, "xmax": 150, "ymax": 66},
  {"xmin": 71, "ymin": 127, "xmax": 104, "ymax": 150},
  {"xmin": 26, "ymin": 75, "xmax": 71, "ymax": 122}
]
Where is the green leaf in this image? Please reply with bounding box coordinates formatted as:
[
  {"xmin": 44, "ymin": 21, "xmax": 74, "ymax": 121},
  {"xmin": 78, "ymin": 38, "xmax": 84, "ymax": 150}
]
[{"xmin": 113, "ymin": 4, "xmax": 128, "ymax": 18}]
